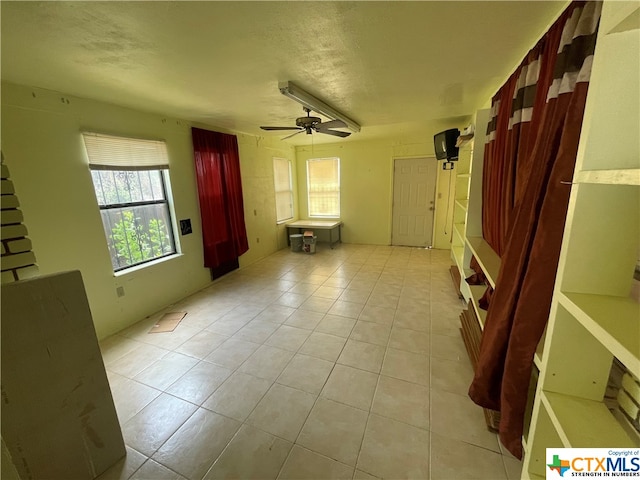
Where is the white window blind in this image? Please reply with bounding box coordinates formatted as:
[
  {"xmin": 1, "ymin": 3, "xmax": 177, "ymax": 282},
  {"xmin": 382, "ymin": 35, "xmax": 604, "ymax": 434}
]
[
  {"xmin": 273, "ymin": 157, "xmax": 293, "ymax": 223},
  {"xmin": 307, "ymin": 157, "xmax": 340, "ymax": 218},
  {"xmin": 82, "ymin": 132, "xmax": 169, "ymax": 170}
]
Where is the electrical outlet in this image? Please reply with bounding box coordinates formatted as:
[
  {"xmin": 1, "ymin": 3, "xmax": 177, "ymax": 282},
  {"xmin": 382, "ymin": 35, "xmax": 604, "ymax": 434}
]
[
  {"xmin": 256, "ymin": 237, "xmax": 260, "ymax": 243},
  {"xmin": 116, "ymin": 286, "xmax": 125, "ymax": 297}
]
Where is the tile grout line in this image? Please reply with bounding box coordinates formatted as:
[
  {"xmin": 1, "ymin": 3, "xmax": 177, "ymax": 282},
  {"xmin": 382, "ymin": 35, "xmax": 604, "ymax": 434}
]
[
  {"xmin": 168, "ymin": 255, "xmax": 346, "ymax": 479},
  {"xmin": 107, "ymin": 246, "xmax": 456, "ymax": 480},
  {"xmin": 273, "ymin": 256, "xmax": 368, "ymax": 480},
  {"xmin": 351, "ymin": 253, "xmax": 409, "ymax": 479}
]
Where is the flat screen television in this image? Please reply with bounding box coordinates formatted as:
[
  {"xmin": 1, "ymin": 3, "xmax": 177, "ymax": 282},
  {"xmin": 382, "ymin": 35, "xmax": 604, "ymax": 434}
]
[{"xmin": 434, "ymin": 128, "xmax": 460, "ymax": 160}]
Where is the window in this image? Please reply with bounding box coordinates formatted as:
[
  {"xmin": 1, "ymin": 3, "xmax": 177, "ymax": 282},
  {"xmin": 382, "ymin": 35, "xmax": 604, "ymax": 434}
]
[
  {"xmin": 273, "ymin": 157, "xmax": 293, "ymax": 223},
  {"xmin": 82, "ymin": 133, "xmax": 177, "ymax": 272},
  {"xmin": 307, "ymin": 157, "xmax": 340, "ymax": 217}
]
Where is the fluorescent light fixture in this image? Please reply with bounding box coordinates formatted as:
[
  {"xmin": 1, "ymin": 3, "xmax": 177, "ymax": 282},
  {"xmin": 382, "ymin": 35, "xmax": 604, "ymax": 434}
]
[{"xmin": 278, "ymin": 81, "xmax": 361, "ymax": 133}]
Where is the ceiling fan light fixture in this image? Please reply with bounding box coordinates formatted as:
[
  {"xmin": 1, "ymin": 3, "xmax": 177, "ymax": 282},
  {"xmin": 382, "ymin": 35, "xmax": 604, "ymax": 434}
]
[{"xmin": 278, "ymin": 81, "xmax": 361, "ymax": 133}]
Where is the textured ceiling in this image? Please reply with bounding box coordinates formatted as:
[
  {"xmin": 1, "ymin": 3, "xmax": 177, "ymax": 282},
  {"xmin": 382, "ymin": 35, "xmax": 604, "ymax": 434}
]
[{"xmin": 1, "ymin": 1, "xmax": 567, "ymax": 145}]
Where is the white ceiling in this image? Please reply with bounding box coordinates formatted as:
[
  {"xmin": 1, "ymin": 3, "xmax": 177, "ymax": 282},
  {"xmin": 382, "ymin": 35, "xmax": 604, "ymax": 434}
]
[{"xmin": 1, "ymin": 1, "xmax": 567, "ymax": 145}]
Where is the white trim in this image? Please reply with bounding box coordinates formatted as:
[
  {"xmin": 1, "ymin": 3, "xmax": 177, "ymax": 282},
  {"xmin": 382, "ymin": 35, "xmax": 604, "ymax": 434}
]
[{"xmin": 114, "ymin": 253, "xmax": 183, "ymax": 277}]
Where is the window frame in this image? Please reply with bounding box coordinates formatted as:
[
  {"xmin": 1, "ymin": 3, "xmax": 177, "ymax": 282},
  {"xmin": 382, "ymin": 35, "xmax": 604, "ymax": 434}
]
[
  {"xmin": 272, "ymin": 157, "xmax": 294, "ymax": 224},
  {"xmin": 83, "ymin": 133, "xmax": 179, "ymax": 273},
  {"xmin": 306, "ymin": 157, "xmax": 341, "ymax": 218}
]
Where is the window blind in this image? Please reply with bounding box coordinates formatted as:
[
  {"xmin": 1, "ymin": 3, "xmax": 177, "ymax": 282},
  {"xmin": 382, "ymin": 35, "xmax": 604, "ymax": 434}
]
[
  {"xmin": 82, "ymin": 132, "xmax": 169, "ymax": 170},
  {"xmin": 307, "ymin": 157, "xmax": 340, "ymax": 217}
]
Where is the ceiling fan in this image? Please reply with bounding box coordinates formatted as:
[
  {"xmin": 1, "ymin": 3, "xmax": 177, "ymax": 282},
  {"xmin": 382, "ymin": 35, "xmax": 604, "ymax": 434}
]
[{"xmin": 260, "ymin": 107, "xmax": 351, "ymax": 140}]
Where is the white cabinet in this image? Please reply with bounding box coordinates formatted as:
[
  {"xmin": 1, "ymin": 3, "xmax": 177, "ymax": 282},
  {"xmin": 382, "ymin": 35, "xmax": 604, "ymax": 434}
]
[
  {"xmin": 448, "ymin": 109, "xmax": 494, "ymax": 328},
  {"xmin": 451, "ymin": 139, "xmax": 473, "ymax": 300},
  {"xmin": 449, "ymin": 109, "xmax": 503, "ymax": 430}
]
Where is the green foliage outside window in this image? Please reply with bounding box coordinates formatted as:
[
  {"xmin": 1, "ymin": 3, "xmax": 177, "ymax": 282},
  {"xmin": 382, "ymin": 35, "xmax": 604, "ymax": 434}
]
[{"xmin": 111, "ymin": 211, "xmax": 172, "ymax": 266}]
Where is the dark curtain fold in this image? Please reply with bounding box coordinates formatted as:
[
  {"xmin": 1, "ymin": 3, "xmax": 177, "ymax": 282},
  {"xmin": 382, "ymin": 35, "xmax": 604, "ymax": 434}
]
[
  {"xmin": 482, "ymin": 24, "xmax": 565, "ymax": 256},
  {"xmin": 469, "ymin": 1, "xmax": 601, "ymax": 459},
  {"xmin": 191, "ymin": 127, "xmax": 249, "ymax": 270}
]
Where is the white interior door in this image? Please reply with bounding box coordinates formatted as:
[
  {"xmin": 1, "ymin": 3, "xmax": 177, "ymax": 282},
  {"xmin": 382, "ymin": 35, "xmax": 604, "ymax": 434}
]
[{"xmin": 392, "ymin": 157, "xmax": 437, "ymax": 247}]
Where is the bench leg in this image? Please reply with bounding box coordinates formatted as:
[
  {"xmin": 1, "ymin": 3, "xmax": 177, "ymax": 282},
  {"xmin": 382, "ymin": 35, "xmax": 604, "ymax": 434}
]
[{"xmin": 329, "ymin": 225, "xmax": 341, "ymax": 249}]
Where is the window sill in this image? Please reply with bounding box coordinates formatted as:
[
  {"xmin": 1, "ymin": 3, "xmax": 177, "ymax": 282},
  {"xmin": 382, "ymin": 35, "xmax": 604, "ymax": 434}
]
[{"xmin": 114, "ymin": 253, "xmax": 183, "ymax": 277}]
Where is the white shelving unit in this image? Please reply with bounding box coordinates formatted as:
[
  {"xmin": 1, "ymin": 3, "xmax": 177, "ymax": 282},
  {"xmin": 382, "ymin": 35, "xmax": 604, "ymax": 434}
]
[
  {"xmin": 522, "ymin": 2, "xmax": 640, "ymax": 477},
  {"xmin": 450, "ymin": 139, "xmax": 474, "ymax": 300},
  {"xmin": 449, "ymin": 109, "xmax": 504, "ymax": 431},
  {"xmin": 449, "ymin": 110, "xmax": 492, "ymax": 300},
  {"xmin": 446, "ymin": 108, "xmax": 501, "ymax": 333},
  {"xmin": 457, "ymin": 108, "xmax": 504, "ymax": 345}
]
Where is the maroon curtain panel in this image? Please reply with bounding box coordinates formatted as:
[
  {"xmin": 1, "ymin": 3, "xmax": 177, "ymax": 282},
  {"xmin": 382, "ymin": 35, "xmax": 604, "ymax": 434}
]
[
  {"xmin": 481, "ymin": 24, "xmax": 565, "ymax": 256},
  {"xmin": 192, "ymin": 127, "xmax": 249, "ymax": 269},
  {"xmin": 469, "ymin": 1, "xmax": 601, "ymax": 458}
]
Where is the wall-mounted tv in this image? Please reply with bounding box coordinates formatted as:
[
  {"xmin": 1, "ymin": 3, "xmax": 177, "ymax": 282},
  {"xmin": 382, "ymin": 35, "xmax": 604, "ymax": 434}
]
[{"xmin": 434, "ymin": 128, "xmax": 460, "ymax": 160}]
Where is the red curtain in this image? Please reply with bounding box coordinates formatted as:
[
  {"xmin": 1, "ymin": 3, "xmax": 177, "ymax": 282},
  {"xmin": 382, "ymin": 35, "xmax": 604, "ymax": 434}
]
[
  {"xmin": 469, "ymin": 1, "xmax": 601, "ymax": 458},
  {"xmin": 192, "ymin": 128, "xmax": 249, "ymax": 269},
  {"xmin": 481, "ymin": 24, "xmax": 566, "ymax": 256}
]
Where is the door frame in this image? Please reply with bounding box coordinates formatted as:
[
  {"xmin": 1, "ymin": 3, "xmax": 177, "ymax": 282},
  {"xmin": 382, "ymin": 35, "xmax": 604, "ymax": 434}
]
[{"xmin": 390, "ymin": 155, "xmax": 438, "ymax": 248}]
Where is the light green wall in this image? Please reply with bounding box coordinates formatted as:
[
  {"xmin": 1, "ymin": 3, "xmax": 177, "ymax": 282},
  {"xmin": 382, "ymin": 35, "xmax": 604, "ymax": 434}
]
[
  {"xmin": 1, "ymin": 82, "xmax": 295, "ymax": 339},
  {"xmin": 233, "ymin": 133, "xmax": 299, "ymax": 257},
  {"xmin": 2, "ymin": 80, "xmax": 464, "ymax": 339},
  {"xmin": 294, "ymin": 127, "xmax": 466, "ymax": 248}
]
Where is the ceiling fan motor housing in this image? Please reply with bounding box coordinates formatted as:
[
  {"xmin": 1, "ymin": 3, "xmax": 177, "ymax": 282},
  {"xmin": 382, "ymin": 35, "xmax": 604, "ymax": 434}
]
[
  {"xmin": 260, "ymin": 105, "xmax": 350, "ymax": 139},
  {"xmin": 296, "ymin": 116, "xmax": 321, "ymax": 128}
]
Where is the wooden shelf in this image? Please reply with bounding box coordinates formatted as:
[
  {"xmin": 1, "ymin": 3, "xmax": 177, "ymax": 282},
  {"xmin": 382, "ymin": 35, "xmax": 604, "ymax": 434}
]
[
  {"xmin": 575, "ymin": 168, "xmax": 640, "ymax": 186},
  {"xmin": 534, "ymin": 328, "xmax": 545, "ymax": 370},
  {"xmin": 558, "ymin": 292, "xmax": 640, "ymax": 372},
  {"xmin": 521, "ymin": 470, "xmax": 545, "ymax": 480},
  {"xmin": 525, "ymin": 401, "xmax": 565, "ymax": 477},
  {"xmin": 578, "ymin": 24, "xmax": 638, "ymax": 172},
  {"xmin": 453, "ymin": 223, "xmax": 465, "ymax": 244},
  {"xmin": 452, "ymin": 246, "xmax": 470, "ymax": 279},
  {"xmin": 468, "ymin": 284, "xmax": 488, "ymax": 329},
  {"xmin": 465, "ymin": 236, "xmax": 501, "ymax": 288},
  {"xmin": 601, "ymin": 2, "xmax": 640, "ymax": 34},
  {"xmin": 542, "ymin": 391, "xmax": 638, "ymax": 447},
  {"xmin": 455, "ymin": 198, "xmax": 468, "ymax": 211},
  {"xmin": 452, "ymin": 244, "xmax": 464, "ymax": 260},
  {"xmin": 525, "ymin": 6, "xmax": 640, "ymax": 473}
]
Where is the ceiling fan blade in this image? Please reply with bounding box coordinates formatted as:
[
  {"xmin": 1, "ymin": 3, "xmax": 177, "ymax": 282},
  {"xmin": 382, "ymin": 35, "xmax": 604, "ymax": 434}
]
[
  {"xmin": 319, "ymin": 129, "xmax": 351, "ymax": 138},
  {"xmin": 260, "ymin": 126, "xmax": 303, "ymax": 131},
  {"xmin": 281, "ymin": 130, "xmax": 305, "ymax": 140},
  {"xmin": 317, "ymin": 119, "xmax": 347, "ymax": 130}
]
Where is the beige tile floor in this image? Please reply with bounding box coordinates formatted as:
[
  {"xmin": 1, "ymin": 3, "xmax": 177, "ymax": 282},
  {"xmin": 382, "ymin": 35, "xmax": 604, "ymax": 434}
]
[{"xmin": 98, "ymin": 244, "xmax": 522, "ymax": 480}]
